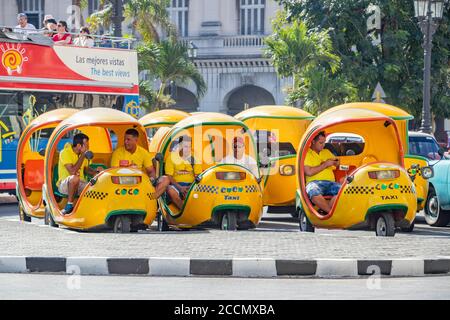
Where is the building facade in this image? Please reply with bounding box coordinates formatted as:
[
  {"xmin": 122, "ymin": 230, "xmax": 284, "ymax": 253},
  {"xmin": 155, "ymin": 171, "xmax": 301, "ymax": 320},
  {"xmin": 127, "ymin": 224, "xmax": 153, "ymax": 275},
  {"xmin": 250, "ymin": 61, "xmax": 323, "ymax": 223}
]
[
  {"xmin": 1, "ymin": 0, "xmax": 288, "ymax": 115},
  {"xmin": 166, "ymin": 0, "xmax": 288, "ymax": 114}
]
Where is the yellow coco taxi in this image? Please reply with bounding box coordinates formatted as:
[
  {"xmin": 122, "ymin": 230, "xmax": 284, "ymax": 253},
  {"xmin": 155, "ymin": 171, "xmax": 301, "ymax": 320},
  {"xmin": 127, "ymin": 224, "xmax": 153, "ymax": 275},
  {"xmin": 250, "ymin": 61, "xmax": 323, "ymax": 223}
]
[
  {"xmin": 153, "ymin": 113, "xmax": 264, "ymax": 231},
  {"xmin": 42, "ymin": 108, "xmax": 158, "ymax": 233},
  {"xmin": 319, "ymin": 102, "xmax": 429, "ymax": 218},
  {"xmin": 16, "ymin": 108, "xmax": 79, "ymax": 222},
  {"xmin": 236, "ymin": 105, "xmax": 314, "ymax": 217},
  {"xmin": 139, "ymin": 109, "xmax": 190, "ymax": 140},
  {"xmin": 296, "ymin": 108, "xmax": 418, "ymax": 237}
]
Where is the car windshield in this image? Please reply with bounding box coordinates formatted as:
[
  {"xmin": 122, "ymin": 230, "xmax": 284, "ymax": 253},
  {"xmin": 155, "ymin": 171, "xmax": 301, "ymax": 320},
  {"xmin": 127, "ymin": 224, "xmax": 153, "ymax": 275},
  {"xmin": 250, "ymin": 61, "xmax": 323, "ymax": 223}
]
[{"xmin": 408, "ymin": 135, "xmax": 441, "ymax": 160}]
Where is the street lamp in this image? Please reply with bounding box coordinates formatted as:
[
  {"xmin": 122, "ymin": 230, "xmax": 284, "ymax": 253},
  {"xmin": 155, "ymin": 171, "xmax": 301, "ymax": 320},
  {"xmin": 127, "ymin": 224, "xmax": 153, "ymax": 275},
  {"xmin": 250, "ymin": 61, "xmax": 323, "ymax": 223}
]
[
  {"xmin": 414, "ymin": 0, "xmax": 446, "ymax": 134},
  {"xmin": 187, "ymin": 41, "xmax": 198, "ymax": 59}
]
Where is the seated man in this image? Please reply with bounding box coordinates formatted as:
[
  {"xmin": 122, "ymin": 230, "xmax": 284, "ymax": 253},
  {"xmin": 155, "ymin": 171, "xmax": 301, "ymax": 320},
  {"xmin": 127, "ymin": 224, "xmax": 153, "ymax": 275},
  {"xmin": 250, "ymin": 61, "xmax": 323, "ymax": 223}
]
[
  {"xmin": 58, "ymin": 133, "xmax": 97, "ymax": 215},
  {"xmin": 165, "ymin": 135, "xmax": 202, "ymax": 210},
  {"xmin": 221, "ymin": 136, "xmax": 259, "ymax": 178},
  {"xmin": 304, "ymin": 131, "xmax": 341, "ymax": 214},
  {"xmin": 110, "ymin": 128, "xmax": 169, "ymax": 198}
]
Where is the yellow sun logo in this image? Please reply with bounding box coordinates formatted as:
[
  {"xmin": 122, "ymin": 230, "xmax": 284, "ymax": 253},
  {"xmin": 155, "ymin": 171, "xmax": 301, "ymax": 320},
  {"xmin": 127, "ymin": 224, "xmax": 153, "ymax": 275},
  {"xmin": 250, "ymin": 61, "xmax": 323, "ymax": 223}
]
[{"xmin": 1, "ymin": 43, "xmax": 28, "ymax": 75}]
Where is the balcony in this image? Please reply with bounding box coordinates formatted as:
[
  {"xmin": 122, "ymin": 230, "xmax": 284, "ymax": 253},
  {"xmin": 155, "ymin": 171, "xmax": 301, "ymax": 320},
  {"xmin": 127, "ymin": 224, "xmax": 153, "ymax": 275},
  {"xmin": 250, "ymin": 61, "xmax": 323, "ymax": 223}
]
[{"xmin": 181, "ymin": 35, "xmax": 267, "ymax": 59}]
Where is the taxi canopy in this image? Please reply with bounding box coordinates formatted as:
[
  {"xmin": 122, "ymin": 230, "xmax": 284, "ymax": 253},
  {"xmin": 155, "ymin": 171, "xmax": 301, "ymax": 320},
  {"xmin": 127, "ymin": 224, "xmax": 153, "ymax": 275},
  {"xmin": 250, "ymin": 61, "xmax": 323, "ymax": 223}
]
[
  {"xmin": 160, "ymin": 113, "xmax": 257, "ymax": 171},
  {"xmin": 299, "ymin": 108, "xmax": 404, "ymax": 167},
  {"xmin": 139, "ymin": 109, "xmax": 190, "ymax": 128},
  {"xmin": 235, "ymin": 105, "xmax": 315, "ymax": 121},
  {"xmin": 25, "ymin": 108, "xmax": 80, "ymax": 129}
]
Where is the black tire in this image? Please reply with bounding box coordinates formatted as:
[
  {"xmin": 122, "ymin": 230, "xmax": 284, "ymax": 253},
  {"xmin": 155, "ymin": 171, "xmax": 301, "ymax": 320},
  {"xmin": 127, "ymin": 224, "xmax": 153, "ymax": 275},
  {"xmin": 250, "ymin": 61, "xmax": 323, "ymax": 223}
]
[
  {"xmin": 220, "ymin": 212, "xmax": 237, "ymax": 231},
  {"xmin": 401, "ymin": 221, "xmax": 415, "ymax": 233},
  {"xmin": 375, "ymin": 213, "xmax": 395, "ymax": 237},
  {"xmin": 299, "ymin": 209, "xmax": 315, "ymax": 233},
  {"xmin": 19, "ymin": 206, "xmax": 31, "ymax": 222},
  {"xmin": 157, "ymin": 211, "xmax": 170, "ymax": 232},
  {"xmin": 45, "ymin": 207, "xmax": 58, "ymax": 228},
  {"xmin": 290, "ymin": 211, "xmax": 299, "ymax": 218},
  {"xmin": 424, "ymin": 187, "xmax": 450, "ymax": 227},
  {"xmin": 113, "ymin": 216, "xmax": 131, "ymax": 233}
]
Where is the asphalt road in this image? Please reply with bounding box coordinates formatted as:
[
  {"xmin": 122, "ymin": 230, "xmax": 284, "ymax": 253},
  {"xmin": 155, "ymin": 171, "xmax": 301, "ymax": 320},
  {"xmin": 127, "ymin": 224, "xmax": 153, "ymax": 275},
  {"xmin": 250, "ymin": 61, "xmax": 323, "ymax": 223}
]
[{"xmin": 1, "ymin": 273, "xmax": 449, "ymax": 300}]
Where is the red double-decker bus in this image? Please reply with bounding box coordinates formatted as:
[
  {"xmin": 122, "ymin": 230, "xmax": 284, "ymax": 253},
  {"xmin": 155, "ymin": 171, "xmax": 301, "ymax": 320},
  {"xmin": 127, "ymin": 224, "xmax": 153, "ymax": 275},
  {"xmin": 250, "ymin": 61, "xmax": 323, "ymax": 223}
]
[{"xmin": 0, "ymin": 29, "xmax": 141, "ymax": 194}]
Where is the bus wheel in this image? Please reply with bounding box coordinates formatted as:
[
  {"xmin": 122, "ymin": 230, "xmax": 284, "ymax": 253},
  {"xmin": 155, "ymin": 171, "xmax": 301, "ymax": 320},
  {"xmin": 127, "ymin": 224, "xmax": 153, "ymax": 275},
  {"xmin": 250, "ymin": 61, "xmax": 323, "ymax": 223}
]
[
  {"xmin": 19, "ymin": 206, "xmax": 31, "ymax": 222},
  {"xmin": 157, "ymin": 211, "xmax": 170, "ymax": 232},
  {"xmin": 375, "ymin": 213, "xmax": 395, "ymax": 237},
  {"xmin": 299, "ymin": 210, "xmax": 314, "ymax": 232},
  {"xmin": 44, "ymin": 207, "xmax": 58, "ymax": 228},
  {"xmin": 221, "ymin": 212, "xmax": 237, "ymax": 231},
  {"xmin": 113, "ymin": 216, "xmax": 131, "ymax": 233}
]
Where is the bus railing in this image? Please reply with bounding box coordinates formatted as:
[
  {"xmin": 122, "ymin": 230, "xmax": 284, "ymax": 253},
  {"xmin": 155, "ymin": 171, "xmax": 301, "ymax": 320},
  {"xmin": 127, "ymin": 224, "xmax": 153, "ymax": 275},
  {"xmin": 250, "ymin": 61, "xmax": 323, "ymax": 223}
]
[{"xmin": 0, "ymin": 26, "xmax": 137, "ymax": 50}]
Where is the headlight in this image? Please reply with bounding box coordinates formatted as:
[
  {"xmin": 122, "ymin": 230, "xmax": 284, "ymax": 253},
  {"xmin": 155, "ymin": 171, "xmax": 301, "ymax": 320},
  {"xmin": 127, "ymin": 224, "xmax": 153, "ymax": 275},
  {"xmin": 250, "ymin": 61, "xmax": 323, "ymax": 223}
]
[
  {"xmin": 111, "ymin": 176, "xmax": 142, "ymax": 185},
  {"xmin": 279, "ymin": 165, "xmax": 295, "ymax": 176},
  {"xmin": 421, "ymin": 166, "xmax": 434, "ymax": 179},
  {"xmin": 368, "ymin": 170, "xmax": 400, "ymax": 180},
  {"xmin": 216, "ymin": 172, "xmax": 246, "ymax": 180}
]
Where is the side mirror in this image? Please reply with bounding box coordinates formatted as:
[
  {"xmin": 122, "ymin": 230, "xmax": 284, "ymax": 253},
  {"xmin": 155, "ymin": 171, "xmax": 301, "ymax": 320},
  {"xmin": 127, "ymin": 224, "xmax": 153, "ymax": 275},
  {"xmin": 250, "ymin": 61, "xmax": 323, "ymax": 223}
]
[
  {"xmin": 421, "ymin": 166, "xmax": 434, "ymax": 179},
  {"xmin": 85, "ymin": 151, "xmax": 94, "ymax": 160},
  {"xmin": 38, "ymin": 149, "xmax": 46, "ymax": 157}
]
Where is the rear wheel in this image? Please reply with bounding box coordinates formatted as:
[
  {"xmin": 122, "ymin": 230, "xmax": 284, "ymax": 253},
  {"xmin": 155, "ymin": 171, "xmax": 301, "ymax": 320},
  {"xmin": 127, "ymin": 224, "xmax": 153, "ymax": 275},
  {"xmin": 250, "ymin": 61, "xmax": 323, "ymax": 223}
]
[
  {"xmin": 157, "ymin": 211, "xmax": 170, "ymax": 232},
  {"xmin": 375, "ymin": 213, "xmax": 395, "ymax": 237},
  {"xmin": 113, "ymin": 216, "xmax": 131, "ymax": 233},
  {"xmin": 424, "ymin": 187, "xmax": 450, "ymax": 227},
  {"xmin": 401, "ymin": 221, "xmax": 415, "ymax": 233},
  {"xmin": 19, "ymin": 206, "xmax": 31, "ymax": 222},
  {"xmin": 220, "ymin": 212, "xmax": 237, "ymax": 231},
  {"xmin": 45, "ymin": 208, "xmax": 58, "ymax": 228},
  {"xmin": 290, "ymin": 211, "xmax": 299, "ymax": 218},
  {"xmin": 299, "ymin": 209, "xmax": 315, "ymax": 233}
]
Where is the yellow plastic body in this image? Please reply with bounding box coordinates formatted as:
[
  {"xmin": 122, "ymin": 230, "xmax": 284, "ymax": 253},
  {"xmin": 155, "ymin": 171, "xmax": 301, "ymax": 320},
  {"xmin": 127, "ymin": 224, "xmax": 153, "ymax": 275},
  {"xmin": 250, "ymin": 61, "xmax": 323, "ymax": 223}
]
[
  {"xmin": 43, "ymin": 108, "xmax": 158, "ymax": 231},
  {"xmin": 296, "ymin": 107, "xmax": 417, "ymax": 230}
]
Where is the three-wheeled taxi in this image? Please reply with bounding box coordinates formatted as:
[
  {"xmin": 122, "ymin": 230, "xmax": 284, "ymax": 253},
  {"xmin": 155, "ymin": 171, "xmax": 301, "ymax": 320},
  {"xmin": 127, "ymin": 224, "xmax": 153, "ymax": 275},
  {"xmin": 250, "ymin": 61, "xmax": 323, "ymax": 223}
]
[
  {"xmin": 16, "ymin": 108, "xmax": 79, "ymax": 222},
  {"xmin": 42, "ymin": 108, "xmax": 158, "ymax": 232},
  {"xmin": 319, "ymin": 102, "xmax": 429, "ymax": 220},
  {"xmin": 139, "ymin": 109, "xmax": 190, "ymax": 140},
  {"xmin": 296, "ymin": 108, "xmax": 419, "ymax": 236},
  {"xmin": 235, "ymin": 105, "xmax": 315, "ymax": 217},
  {"xmin": 153, "ymin": 113, "xmax": 264, "ymax": 230}
]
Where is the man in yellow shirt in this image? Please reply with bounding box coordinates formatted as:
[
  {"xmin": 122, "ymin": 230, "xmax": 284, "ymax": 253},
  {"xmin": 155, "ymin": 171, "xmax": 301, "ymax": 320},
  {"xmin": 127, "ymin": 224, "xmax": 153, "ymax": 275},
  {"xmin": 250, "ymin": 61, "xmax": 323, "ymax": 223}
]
[
  {"xmin": 304, "ymin": 131, "xmax": 341, "ymax": 214},
  {"xmin": 58, "ymin": 133, "xmax": 98, "ymax": 215},
  {"xmin": 111, "ymin": 128, "xmax": 169, "ymax": 199},
  {"xmin": 165, "ymin": 135, "xmax": 202, "ymax": 210}
]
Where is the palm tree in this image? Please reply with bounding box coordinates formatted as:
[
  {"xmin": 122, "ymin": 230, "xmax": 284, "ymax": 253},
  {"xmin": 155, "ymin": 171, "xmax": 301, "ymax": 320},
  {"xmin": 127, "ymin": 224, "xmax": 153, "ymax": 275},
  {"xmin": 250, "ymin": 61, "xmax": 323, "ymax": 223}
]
[{"xmin": 138, "ymin": 38, "xmax": 207, "ymax": 110}]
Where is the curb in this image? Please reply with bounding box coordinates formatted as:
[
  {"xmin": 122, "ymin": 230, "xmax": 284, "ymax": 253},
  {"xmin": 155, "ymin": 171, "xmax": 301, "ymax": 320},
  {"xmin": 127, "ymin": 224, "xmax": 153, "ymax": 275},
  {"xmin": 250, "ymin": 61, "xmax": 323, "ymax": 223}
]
[{"xmin": 0, "ymin": 257, "xmax": 449, "ymax": 278}]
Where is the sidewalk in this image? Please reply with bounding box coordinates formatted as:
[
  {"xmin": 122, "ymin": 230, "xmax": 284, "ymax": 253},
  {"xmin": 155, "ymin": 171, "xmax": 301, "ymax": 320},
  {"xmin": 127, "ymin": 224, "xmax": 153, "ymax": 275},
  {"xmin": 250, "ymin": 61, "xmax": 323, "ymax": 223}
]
[{"xmin": 1, "ymin": 219, "xmax": 450, "ymax": 278}]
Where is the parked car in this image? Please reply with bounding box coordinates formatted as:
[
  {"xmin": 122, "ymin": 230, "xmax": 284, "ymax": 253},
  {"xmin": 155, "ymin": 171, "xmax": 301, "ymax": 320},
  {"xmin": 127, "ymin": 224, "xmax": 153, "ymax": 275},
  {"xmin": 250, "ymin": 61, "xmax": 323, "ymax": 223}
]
[{"xmin": 408, "ymin": 131, "xmax": 450, "ymax": 227}]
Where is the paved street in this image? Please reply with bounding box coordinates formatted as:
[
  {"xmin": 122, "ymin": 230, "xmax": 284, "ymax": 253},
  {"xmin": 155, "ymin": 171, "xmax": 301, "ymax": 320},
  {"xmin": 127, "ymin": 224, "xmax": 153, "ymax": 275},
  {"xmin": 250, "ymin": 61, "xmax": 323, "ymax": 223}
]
[
  {"xmin": 1, "ymin": 273, "xmax": 449, "ymax": 300},
  {"xmin": 1, "ymin": 195, "xmax": 450, "ymax": 259}
]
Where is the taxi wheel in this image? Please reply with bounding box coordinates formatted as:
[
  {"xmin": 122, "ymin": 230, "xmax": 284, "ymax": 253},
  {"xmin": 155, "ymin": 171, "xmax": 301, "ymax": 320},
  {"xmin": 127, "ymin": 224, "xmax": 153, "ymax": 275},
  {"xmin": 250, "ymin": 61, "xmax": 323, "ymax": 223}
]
[
  {"xmin": 113, "ymin": 216, "xmax": 131, "ymax": 233},
  {"xmin": 157, "ymin": 212, "xmax": 170, "ymax": 232},
  {"xmin": 220, "ymin": 212, "xmax": 237, "ymax": 231},
  {"xmin": 424, "ymin": 187, "xmax": 450, "ymax": 227},
  {"xmin": 45, "ymin": 208, "xmax": 58, "ymax": 228},
  {"xmin": 299, "ymin": 210, "xmax": 314, "ymax": 233},
  {"xmin": 290, "ymin": 211, "xmax": 299, "ymax": 218},
  {"xmin": 375, "ymin": 213, "xmax": 395, "ymax": 237},
  {"xmin": 19, "ymin": 206, "xmax": 31, "ymax": 222},
  {"xmin": 401, "ymin": 221, "xmax": 415, "ymax": 233}
]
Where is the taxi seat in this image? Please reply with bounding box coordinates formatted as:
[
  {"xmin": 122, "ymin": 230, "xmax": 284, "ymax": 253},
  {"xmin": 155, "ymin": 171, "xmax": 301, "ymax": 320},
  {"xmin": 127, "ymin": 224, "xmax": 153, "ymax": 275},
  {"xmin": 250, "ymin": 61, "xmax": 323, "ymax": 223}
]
[{"xmin": 24, "ymin": 159, "xmax": 44, "ymax": 191}]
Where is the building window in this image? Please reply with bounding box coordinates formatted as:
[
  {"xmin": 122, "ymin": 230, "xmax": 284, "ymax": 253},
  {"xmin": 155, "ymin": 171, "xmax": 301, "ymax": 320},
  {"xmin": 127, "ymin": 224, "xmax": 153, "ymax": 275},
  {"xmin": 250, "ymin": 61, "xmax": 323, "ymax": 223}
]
[
  {"xmin": 239, "ymin": 0, "xmax": 265, "ymax": 35},
  {"xmin": 88, "ymin": 0, "xmax": 100, "ymax": 15},
  {"xmin": 167, "ymin": 0, "xmax": 189, "ymax": 37},
  {"xmin": 17, "ymin": 0, "xmax": 45, "ymax": 29}
]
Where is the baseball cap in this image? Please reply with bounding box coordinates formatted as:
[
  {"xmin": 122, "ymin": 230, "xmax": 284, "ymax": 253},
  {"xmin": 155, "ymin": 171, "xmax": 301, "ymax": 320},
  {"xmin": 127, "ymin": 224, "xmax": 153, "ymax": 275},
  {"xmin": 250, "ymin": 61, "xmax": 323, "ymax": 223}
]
[{"xmin": 43, "ymin": 14, "xmax": 54, "ymax": 22}]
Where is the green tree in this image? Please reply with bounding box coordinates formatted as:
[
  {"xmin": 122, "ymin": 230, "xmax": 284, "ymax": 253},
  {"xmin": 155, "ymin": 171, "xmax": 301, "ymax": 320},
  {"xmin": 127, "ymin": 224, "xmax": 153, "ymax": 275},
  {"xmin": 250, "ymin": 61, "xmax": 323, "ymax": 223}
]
[
  {"xmin": 276, "ymin": 0, "xmax": 450, "ymax": 124},
  {"xmin": 138, "ymin": 38, "xmax": 207, "ymax": 110}
]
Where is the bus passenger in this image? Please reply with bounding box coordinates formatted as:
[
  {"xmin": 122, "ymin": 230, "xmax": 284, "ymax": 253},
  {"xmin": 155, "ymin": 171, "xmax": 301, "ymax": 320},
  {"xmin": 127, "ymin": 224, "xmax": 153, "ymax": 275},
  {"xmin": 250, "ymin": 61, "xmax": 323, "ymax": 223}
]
[
  {"xmin": 165, "ymin": 135, "xmax": 202, "ymax": 210},
  {"xmin": 73, "ymin": 27, "xmax": 94, "ymax": 47},
  {"xmin": 58, "ymin": 133, "xmax": 98, "ymax": 215},
  {"xmin": 110, "ymin": 128, "xmax": 169, "ymax": 199},
  {"xmin": 53, "ymin": 21, "xmax": 72, "ymax": 45},
  {"xmin": 14, "ymin": 13, "xmax": 36, "ymax": 33}
]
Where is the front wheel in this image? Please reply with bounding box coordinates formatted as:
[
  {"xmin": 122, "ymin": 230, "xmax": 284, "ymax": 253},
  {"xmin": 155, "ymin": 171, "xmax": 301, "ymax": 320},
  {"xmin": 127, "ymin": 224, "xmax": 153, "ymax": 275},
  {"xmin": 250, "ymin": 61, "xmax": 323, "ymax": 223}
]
[
  {"xmin": 375, "ymin": 213, "xmax": 395, "ymax": 237},
  {"xmin": 113, "ymin": 216, "xmax": 131, "ymax": 233},
  {"xmin": 44, "ymin": 207, "xmax": 58, "ymax": 228},
  {"xmin": 299, "ymin": 209, "xmax": 315, "ymax": 233},
  {"xmin": 220, "ymin": 212, "xmax": 237, "ymax": 231},
  {"xmin": 401, "ymin": 221, "xmax": 415, "ymax": 233},
  {"xmin": 424, "ymin": 187, "xmax": 450, "ymax": 227},
  {"xmin": 157, "ymin": 211, "xmax": 170, "ymax": 232}
]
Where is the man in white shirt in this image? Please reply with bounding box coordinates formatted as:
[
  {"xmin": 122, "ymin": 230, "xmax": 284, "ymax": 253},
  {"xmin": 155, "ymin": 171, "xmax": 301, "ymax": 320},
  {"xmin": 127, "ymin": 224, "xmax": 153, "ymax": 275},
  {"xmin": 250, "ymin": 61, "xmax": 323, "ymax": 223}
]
[
  {"xmin": 221, "ymin": 136, "xmax": 259, "ymax": 178},
  {"xmin": 14, "ymin": 13, "xmax": 36, "ymax": 33}
]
